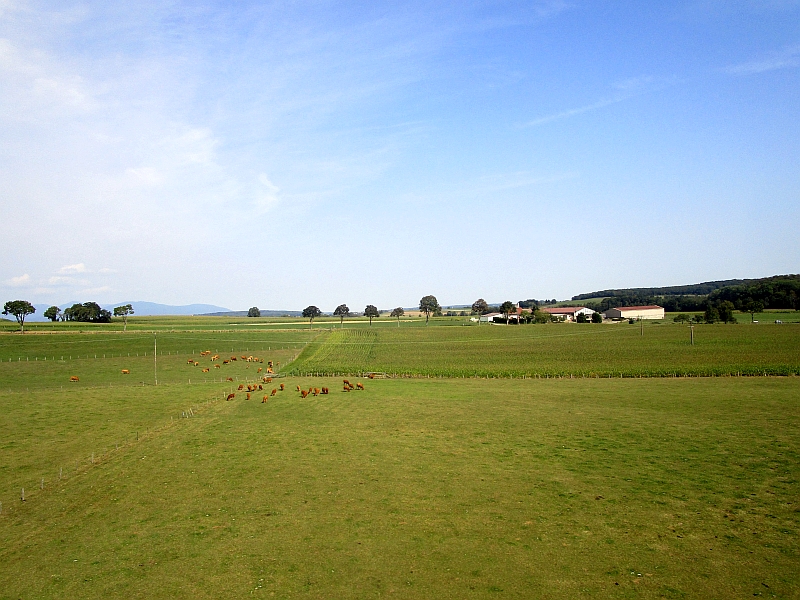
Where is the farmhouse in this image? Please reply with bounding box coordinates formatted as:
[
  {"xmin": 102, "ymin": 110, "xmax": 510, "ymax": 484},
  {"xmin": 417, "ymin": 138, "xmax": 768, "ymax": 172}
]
[
  {"xmin": 479, "ymin": 312, "xmax": 504, "ymax": 323},
  {"xmin": 603, "ymin": 305, "xmax": 665, "ymax": 320},
  {"xmin": 540, "ymin": 306, "xmax": 595, "ymax": 322}
]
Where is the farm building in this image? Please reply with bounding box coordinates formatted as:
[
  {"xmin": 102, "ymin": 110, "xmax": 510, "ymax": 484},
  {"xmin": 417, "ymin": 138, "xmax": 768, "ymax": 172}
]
[
  {"xmin": 603, "ymin": 305, "xmax": 665, "ymax": 320},
  {"xmin": 480, "ymin": 312, "xmax": 505, "ymax": 323},
  {"xmin": 540, "ymin": 307, "xmax": 595, "ymax": 322}
]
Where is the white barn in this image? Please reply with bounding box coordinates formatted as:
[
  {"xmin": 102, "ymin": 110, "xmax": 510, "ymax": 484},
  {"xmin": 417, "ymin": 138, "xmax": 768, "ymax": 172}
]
[
  {"xmin": 603, "ymin": 305, "xmax": 665, "ymax": 320},
  {"xmin": 540, "ymin": 307, "xmax": 595, "ymax": 322}
]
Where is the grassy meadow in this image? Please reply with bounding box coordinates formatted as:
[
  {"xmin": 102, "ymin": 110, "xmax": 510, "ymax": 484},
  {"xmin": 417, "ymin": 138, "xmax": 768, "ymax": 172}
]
[{"xmin": 0, "ymin": 318, "xmax": 798, "ymax": 598}]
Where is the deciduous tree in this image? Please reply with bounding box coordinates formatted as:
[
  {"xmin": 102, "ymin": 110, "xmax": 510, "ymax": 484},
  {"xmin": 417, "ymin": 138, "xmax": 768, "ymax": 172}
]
[
  {"xmin": 499, "ymin": 300, "xmax": 515, "ymax": 325},
  {"xmin": 114, "ymin": 304, "xmax": 135, "ymax": 331},
  {"xmin": 3, "ymin": 300, "xmax": 35, "ymax": 333},
  {"xmin": 364, "ymin": 305, "xmax": 379, "ymax": 326},
  {"xmin": 390, "ymin": 307, "xmax": 404, "ymax": 326},
  {"xmin": 43, "ymin": 306, "xmax": 61, "ymax": 322},
  {"xmin": 741, "ymin": 299, "xmax": 764, "ymax": 323},
  {"xmin": 247, "ymin": 307, "xmax": 261, "ymax": 318},
  {"xmin": 333, "ymin": 304, "xmax": 350, "ymax": 327},
  {"xmin": 419, "ymin": 295, "xmax": 440, "ymax": 325},
  {"xmin": 471, "ymin": 298, "xmax": 489, "ymax": 315},
  {"xmin": 302, "ymin": 305, "xmax": 321, "ymax": 329}
]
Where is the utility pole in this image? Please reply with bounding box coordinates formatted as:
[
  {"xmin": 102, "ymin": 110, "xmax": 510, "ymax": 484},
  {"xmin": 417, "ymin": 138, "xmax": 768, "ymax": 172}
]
[
  {"xmin": 640, "ymin": 318, "xmax": 643, "ymax": 336},
  {"xmin": 154, "ymin": 333, "xmax": 158, "ymax": 386},
  {"xmin": 690, "ymin": 325, "xmax": 694, "ymax": 346}
]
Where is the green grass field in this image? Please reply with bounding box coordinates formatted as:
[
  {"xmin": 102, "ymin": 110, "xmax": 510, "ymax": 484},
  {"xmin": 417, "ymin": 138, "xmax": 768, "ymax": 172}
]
[
  {"xmin": 0, "ymin": 320, "xmax": 798, "ymax": 598},
  {"xmin": 289, "ymin": 321, "xmax": 800, "ymax": 378}
]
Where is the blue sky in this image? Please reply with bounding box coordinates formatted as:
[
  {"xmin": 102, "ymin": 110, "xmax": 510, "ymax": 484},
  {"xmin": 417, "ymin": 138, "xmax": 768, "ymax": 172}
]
[{"xmin": 1, "ymin": 0, "xmax": 798, "ymax": 311}]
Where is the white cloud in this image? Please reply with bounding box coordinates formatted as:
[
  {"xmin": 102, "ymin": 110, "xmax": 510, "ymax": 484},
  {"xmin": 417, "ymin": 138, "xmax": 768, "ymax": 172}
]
[
  {"xmin": 253, "ymin": 174, "xmax": 281, "ymax": 213},
  {"xmin": 58, "ymin": 263, "xmax": 87, "ymax": 274},
  {"xmin": 5, "ymin": 273, "xmax": 30, "ymax": 286},
  {"xmin": 725, "ymin": 44, "xmax": 800, "ymax": 74}
]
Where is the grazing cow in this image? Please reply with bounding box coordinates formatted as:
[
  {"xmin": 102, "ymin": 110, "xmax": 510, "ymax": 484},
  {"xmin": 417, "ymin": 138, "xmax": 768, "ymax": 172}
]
[
  {"xmin": 268, "ymin": 361, "xmax": 273, "ymax": 367},
  {"xmin": 70, "ymin": 376, "xmax": 79, "ymax": 382},
  {"xmin": 246, "ymin": 393, "xmax": 251, "ymax": 400},
  {"xmin": 223, "ymin": 360, "xmax": 229, "ymax": 365},
  {"xmin": 368, "ymin": 373, "xmax": 375, "ymax": 379},
  {"xmin": 262, "ymin": 395, "xmax": 268, "ymax": 403},
  {"xmin": 257, "ymin": 367, "xmax": 262, "ymax": 373},
  {"xmin": 238, "ymin": 384, "xmax": 244, "ymax": 391},
  {"xmin": 296, "ymin": 385, "xmax": 301, "ymax": 392},
  {"xmin": 246, "ymin": 384, "xmax": 252, "ymax": 392},
  {"xmin": 194, "ymin": 361, "xmax": 199, "ymax": 366},
  {"xmin": 241, "ymin": 355, "xmax": 247, "ymax": 360},
  {"xmin": 211, "ymin": 355, "xmax": 219, "ymax": 361},
  {"xmin": 258, "ymin": 384, "xmax": 263, "ymax": 391},
  {"xmin": 226, "ymin": 393, "xmax": 235, "ymax": 401},
  {"xmin": 356, "ymin": 382, "xmax": 364, "ymax": 390},
  {"xmin": 312, "ymin": 388, "xmax": 319, "ymax": 396},
  {"xmin": 279, "ymin": 384, "xmax": 284, "ymax": 391},
  {"xmin": 271, "ymin": 388, "xmax": 277, "ymax": 396},
  {"xmin": 231, "ymin": 356, "xmax": 238, "ymax": 361},
  {"xmin": 214, "ymin": 364, "xmax": 221, "ymax": 369},
  {"xmin": 188, "ymin": 359, "xmax": 194, "ymax": 364},
  {"xmin": 267, "ymin": 368, "xmax": 274, "ymax": 374},
  {"xmin": 121, "ymin": 369, "xmax": 130, "ymax": 374},
  {"xmin": 342, "ymin": 385, "xmax": 350, "ymax": 392},
  {"xmin": 266, "ymin": 377, "xmax": 272, "ymax": 383},
  {"xmin": 202, "ymin": 368, "xmax": 209, "ymax": 373},
  {"xmin": 301, "ymin": 390, "xmax": 308, "ymax": 398},
  {"xmin": 321, "ymin": 387, "xmax": 329, "ymax": 394},
  {"xmin": 227, "ymin": 377, "xmax": 234, "ymax": 382},
  {"xmin": 343, "ymin": 379, "xmax": 351, "ymax": 387}
]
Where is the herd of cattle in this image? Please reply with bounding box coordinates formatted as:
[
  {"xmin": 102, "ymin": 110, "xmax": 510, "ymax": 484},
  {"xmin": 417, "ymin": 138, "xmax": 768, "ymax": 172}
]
[{"xmin": 67, "ymin": 350, "xmax": 368, "ymax": 402}]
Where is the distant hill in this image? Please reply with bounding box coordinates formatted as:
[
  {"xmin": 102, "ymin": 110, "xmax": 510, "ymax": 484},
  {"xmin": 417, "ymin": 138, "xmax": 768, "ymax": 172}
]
[
  {"xmin": 571, "ymin": 279, "xmax": 764, "ymax": 300},
  {"xmin": 569, "ymin": 274, "xmax": 799, "ymax": 313}
]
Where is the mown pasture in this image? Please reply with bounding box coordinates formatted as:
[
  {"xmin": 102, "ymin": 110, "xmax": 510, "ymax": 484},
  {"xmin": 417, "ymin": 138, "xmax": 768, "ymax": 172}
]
[
  {"xmin": 289, "ymin": 322, "xmax": 800, "ymax": 378},
  {"xmin": 0, "ymin": 322, "xmax": 798, "ymax": 598}
]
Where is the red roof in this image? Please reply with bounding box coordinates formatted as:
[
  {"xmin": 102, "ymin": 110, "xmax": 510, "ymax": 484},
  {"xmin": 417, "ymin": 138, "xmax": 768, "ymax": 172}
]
[
  {"xmin": 613, "ymin": 305, "xmax": 663, "ymax": 311},
  {"xmin": 541, "ymin": 307, "xmax": 587, "ymax": 314}
]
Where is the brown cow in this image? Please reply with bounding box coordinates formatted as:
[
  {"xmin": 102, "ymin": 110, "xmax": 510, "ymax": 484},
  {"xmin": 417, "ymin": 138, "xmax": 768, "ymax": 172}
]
[
  {"xmin": 271, "ymin": 388, "xmax": 277, "ymax": 396},
  {"xmin": 211, "ymin": 355, "xmax": 219, "ymax": 361},
  {"xmin": 227, "ymin": 377, "xmax": 234, "ymax": 382},
  {"xmin": 238, "ymin": 384, "xmax": 244, "ymax": 391},
  {"xmin": 194, "ymin": 361, "xmax": 199, "ymax": 366},
  {"xmin": 246, "ymin": 393, "xmax": 251, "ymax": 400},
  {"xmin": 296, "ymin": 385, "xmax": 301, "ymax": 392},
  {"xmin": 356, "ymin": 382, "xmax": 364, "ymax": 390},
  {"xmin": 258, "ymin": 384, "xmax": 263, "ymax": 391},
  {"xmin": 262, "ymin": 395, "xmax": 268, "ymax": 403},
  {"xmin": 343, "ymin": 379, "xmax": 351, "ymax": 387},
  {"xmin": 226, "ymin": 393, "xmax": 235, "ymax": 401},
  {"xmin": 321, "ymin": 387, "xmax": 329, "ymax": 394},
  {"xmin": 279, "ymin": 383, "xmax": 285, "ymax": 391},
  {"xmin": 368, "ymin": 373, "xmax": 375, "ymax": 379},
  {"xmin": 342, "ymin": 385, "xmax": 350, "ymax": 392},
  {"xmin": 300, "ymin": 390, "xmax": 308, "ymax": 398},
  {"xmin": 187, "ymin": 359, "xmax": 195, "ymax": 364},
  {"xmin": 214, "ymin": 364, "xmax": 221, "ymax": 369},
  {"xmin": 202, "ymin": 368, "xmax": 209, "ymax": 373},
  {"xmin": 268, "ymin": 361, "xmax": 273, "ymax": 367},
  {"xmin": 312, "ymin": 388, "xmax": 319, "ymax": 396},
  {"xmin": 257, "ymin": 367, "xmax": 262, "ymax": 373},
  {"xmin": 70, "ymin": 376, "xmax": 79, "ymax": 382},
  {"xmin": 267, "ymin": 367, "xmax": 273, "ymax": 374},
  {"xmin": 121, "ymin": 369, "xmax": 130, "ymax": 374},
  {"xmin": 266, "ymin": 377, "xmax": 272, "ymax": 383}
]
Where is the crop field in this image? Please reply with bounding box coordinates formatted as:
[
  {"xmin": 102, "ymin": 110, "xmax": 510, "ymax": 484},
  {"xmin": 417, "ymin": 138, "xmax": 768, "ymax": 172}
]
[
  {"xmin": 0, "ymin": 321, "xmax": 798, "ymax": 598},
  {"xmin": 289, "ymin": 322, "xmax": 800, "ymax": 378}
]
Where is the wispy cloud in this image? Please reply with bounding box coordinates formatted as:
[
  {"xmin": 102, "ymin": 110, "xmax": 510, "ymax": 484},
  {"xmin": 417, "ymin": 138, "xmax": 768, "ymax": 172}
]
[
  {"xmin": 520, "ymin": 75, "xmax": 672, "ymax": 128},
  {"xmin": 725, "ymin": 44, "xmax": 800, "ymax": 74},
  {"xmin": 58, "ymin": 263, "xmax": 87, "ymax": 274},
  {"xmin": 521, "ymin": 96, "xmax": 625, "ymax": 128}
]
